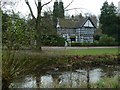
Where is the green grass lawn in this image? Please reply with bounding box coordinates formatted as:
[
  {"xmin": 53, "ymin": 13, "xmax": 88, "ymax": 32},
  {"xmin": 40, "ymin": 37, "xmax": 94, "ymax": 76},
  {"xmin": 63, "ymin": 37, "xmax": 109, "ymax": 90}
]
[
  {"xmin": 45, "ymin": 48, "xmax": 119, "ymax": 56},
  {"xmin": 2, "ymin": 47, "xmax": 119, "ymax": 57}
]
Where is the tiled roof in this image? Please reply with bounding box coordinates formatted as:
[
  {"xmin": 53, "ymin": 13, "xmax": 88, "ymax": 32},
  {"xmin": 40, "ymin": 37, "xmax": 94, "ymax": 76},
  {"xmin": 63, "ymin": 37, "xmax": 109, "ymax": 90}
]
[
  {"xmin": 58, "ymin": 18, "xmax": 78, "ymax": 28},
  {"xmin": 58, "ymin": 17, "xmax": 97, "ymax": 29}
]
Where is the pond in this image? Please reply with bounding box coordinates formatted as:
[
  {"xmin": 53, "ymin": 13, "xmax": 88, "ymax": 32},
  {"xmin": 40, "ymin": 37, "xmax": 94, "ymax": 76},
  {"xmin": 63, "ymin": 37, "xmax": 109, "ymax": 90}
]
[{"xmin": 11, "ymin": 65, "xmax": 120, "ymax": 88}]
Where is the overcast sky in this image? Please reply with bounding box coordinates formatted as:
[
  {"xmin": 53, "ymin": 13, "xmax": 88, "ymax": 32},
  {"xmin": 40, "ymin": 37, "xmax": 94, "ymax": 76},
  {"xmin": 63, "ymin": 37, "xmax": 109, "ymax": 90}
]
[{"xmin": 15, "ymin": 0, "xmax": 120, "ymax": 17}]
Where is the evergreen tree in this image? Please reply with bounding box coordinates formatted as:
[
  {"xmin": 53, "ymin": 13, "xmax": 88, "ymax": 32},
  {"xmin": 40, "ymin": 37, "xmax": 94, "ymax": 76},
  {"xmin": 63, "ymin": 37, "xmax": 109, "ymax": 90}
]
[
  {"xmin": 115, "ymin": 14, "xmax": 120, "ymax": 43},
  {"xmin": 53, "ymin": 0, "xmax": 65, "ymax": 28},
  {"xmin": 99, "ymin": 1, "xmax": 118, "ymax": 41},
  {"xmin": 53, "ymin": 0, "xmax": 59, "ymax": 27},
  {"xmin": 58, "ymin": 0, "xmax": 64, "ymax": 18},
  {"xmin": 100, "ymin": 1, "xmax": 109, "ymax": 25}
]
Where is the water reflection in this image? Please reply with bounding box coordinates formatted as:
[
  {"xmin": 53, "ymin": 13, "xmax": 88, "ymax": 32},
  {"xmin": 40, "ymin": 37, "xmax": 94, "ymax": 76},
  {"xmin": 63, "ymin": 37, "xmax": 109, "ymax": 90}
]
[
  {"xmin": 12, "ymin": 65, "xmax": 119, "ymax": 88},
  {"xmin": 41, "ymin": 75, "xmax": 53, "ymax": 88}
]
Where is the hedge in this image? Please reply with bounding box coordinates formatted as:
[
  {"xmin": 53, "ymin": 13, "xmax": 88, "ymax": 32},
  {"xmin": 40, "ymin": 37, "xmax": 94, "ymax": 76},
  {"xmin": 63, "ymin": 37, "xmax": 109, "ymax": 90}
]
[{"xmin": 71, "ymin": 42, "xmax": 119, "ymax": 47}]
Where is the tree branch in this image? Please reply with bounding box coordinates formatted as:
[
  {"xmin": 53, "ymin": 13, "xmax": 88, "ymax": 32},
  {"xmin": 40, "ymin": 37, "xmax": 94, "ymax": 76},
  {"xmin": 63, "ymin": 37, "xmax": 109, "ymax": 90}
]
[
  {"xmin": 65, "ymin": 8, "xmax": 84, "ymax": 11},
  {"xmin": 34, "ymin": 0, "xmax": 38, "ymax": 7},
  {"xmin": 64, "ymin": 0, "xmax": 74, "ymax": 10},
  {"xmin": 41, "ymin": 0, "xmax": 52, "ymax": 8},
  {"xmin": 25, "ymin": 0, "xmax": 36, "ymax": 19}
]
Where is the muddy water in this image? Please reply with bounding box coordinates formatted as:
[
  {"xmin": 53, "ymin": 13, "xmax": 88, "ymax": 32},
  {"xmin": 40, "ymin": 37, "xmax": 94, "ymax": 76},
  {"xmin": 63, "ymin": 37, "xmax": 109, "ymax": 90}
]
[{"xmin": 11, "ymin": 65, "xmax": 119, "ymax": 88}]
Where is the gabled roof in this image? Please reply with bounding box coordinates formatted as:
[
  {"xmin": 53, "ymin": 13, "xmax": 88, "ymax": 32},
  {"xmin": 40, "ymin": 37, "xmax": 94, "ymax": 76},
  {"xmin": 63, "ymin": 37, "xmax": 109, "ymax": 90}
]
[
  {"xmin": 76, "ymin": 18, "xmax": 87, "ymax": 28},
  {"xmin": 78, "ymin": 17, "xmax": 97, "ymax": 28},
  {"xmin": 58, "ymin": 18, "xmax": 78, "ymax": 28},
  {"xmin": 58, "ymin": 17, "xmax": 97, "ymax": 29}
]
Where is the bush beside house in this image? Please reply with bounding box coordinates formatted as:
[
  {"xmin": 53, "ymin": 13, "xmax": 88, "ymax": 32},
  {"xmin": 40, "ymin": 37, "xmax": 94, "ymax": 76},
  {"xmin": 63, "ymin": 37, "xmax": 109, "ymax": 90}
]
[
  {"xmin": 17, "ymin": 34, "xmax": 117, "ymax": 47},
  {"xmin": 41, "ymin": 35, "xmax": 66, "ymax": 46},
  {"xmin": 41, "ymin": 34, "xmax": 118, "ymax": 46},
  {"xmin": 71, "ymin": 34, "xmax": 118, "ymax": 47}
]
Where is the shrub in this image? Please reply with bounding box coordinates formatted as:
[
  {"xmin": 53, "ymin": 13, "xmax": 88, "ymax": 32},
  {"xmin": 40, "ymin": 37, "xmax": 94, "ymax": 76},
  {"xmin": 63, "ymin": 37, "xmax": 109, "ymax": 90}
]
[
  {"xmin": 2, "ymin": 50, "xmax": 33, "ymax": 89},
  {"xmin": 71, "ymin": 42, "xmax": 82, "ymax": 46},
  {"xmin": 99, "ymin": 34, "xmax": 115, "ymax": 44},
  {"xmin": 94, "ymin": 35, "xmax": 100, "ymax": 41},
  {"xmin": 92, "ymin": 76, "xmax": 120, "ymax": 88},
  {"xmin": 71, "ymin": 41, "xmax": 118, "ymax": 47},
  {"xmin": 41, "ymin": 35, "xmax": 66, "ymax": 46}
]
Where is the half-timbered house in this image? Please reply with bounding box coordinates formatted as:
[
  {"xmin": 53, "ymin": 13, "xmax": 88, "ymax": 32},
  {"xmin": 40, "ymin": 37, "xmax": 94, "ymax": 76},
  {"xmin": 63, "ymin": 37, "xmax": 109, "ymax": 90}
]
[{"xmin": 56, "ymin": 17, "xmax": 97, "ymax": 43}]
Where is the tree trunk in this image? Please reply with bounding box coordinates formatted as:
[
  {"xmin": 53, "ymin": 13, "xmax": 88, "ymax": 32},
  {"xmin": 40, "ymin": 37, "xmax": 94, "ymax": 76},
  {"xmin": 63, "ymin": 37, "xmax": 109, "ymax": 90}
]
[
  {"xmin": 35, "ymin": 2, "xmax": 42, "ymax": 51},
  {"xmin": 2, "ymin": 78, "xmax": 10, "ymax": 90},
  {"xmin": 35, "ymin": 15, "xmax": 42, "ymax": 51}
]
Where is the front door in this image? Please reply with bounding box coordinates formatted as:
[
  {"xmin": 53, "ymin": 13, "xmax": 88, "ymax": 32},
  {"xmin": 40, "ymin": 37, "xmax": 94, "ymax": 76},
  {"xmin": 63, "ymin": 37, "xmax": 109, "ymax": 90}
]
[{"xmin": 70, "ymin": 36, "xmax": 76, "ymax": 42}]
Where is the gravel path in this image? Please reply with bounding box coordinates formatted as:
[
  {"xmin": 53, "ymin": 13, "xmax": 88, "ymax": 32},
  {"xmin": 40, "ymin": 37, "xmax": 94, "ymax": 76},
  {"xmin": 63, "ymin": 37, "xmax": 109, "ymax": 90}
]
[{"xmin": 42, "ymin": 46, "xmax": 119, "ymax": 50}]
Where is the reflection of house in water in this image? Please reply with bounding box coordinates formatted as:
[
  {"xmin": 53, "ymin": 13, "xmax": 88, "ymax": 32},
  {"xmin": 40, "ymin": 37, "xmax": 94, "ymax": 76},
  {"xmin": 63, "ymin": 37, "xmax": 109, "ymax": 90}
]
[{"xmin": 57, "ymin": 17, "xmax": 97, "ymax": 43}]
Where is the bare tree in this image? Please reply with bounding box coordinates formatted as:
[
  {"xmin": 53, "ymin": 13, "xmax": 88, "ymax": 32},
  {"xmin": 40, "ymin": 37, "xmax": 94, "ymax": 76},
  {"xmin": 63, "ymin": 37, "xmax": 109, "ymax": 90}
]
[
  {"xmin": 64, "ymin": 0, "xmax": 74, "ymax": 10},
  {"xmin": 25, "ymin": 0, "xmax": 76, "ymax": 50},
  {"xmin": 1, "ymin": 0, "xmax": 20, "ymax": 14},
  {"xmin": 25, "ymin": 0, "xmax": 52, "ymax": 50}
]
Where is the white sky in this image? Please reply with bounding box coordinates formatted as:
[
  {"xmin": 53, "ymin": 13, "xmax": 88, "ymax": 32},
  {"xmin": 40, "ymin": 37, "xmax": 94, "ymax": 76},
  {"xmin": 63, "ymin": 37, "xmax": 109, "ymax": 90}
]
[{"xmin": 9, "ymin": 0, "xmax": 120, "ymax": 17}]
